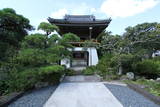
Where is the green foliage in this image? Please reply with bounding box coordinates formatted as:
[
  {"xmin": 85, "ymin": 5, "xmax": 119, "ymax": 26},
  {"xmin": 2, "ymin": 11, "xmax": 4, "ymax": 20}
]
[
  {"xmin": 123, "ymin": 22, "xmax": 160, "ymax": 56},
  {"xmin": 134, "ymin": 59, "xmax": 160, "ymax": 78},
  {"xmin": 59, "ymin": 33, "xmax": 80, "ymax": 48},
  {"xmin": 0, "ymin": 9, "xmax": 81, "ymax": 95},
  {"xmin": 82, "ymin": 54, "xmax": 119, "ymax": 80},
  {"xmin": 111, "ymin": 54, "xmax": 140, "ymax": 73},
  {"xmin": 39, "ymin": 65, "xmax": 64, "ymax": 75},
  {"xmin": 38, "ymin": 22, "xmax": 59, "ymax": 35},
  {"xmin": 82, "ymin": 66, "xmax": 97, "ymax": 75},
  {"xmin": 97, "ymin": 31, "xmax": 122, "ymax": 56},
  {"xmin": 83, "ymin": 39, "xmax": 99, "ymax": 49},
  {"xmin": 48, "ymin": 34, "xmax": 60, "ymax": 46},
  {"xmin": 38, "ymin": 65, "xmax": 64, "ymax": 84},
  {"xmin": 65, "ymin": 69, "xmax": 76, "ymax": 76},
  {"xmin": 3, "ymin": 65, "xmax": 64, "ymax": 93},
  {"xmin": 0, "ymin": 80, "xmax": 9, "ymax": 95},
  {"xmin": 153, "ymin": 56, "xmax": 160, "ymax": 61},
  {"xmin": 22, "ymin": 34, "xmax": 47, "ymax": 49},
  {"xmin": 0, "ymin": 8, "xmax": 33, "ymax": 61},
  {"xmin": 15, "ymin": 49, "xmax": 46, "ymax": 67},
  {"xmin": 130, "ymin": 79, "xmax": 160, "ymax": 97},
  {"xmin": 96, "ymin": 54, "xmax": 115, "ymax": 77},
  {"xmin": 6, "ymin": 68, "xmax": 38, "ymax": 92},
  {"xmin": 62, "ymin": 33, "xmax": 80, "ymax": 42}
]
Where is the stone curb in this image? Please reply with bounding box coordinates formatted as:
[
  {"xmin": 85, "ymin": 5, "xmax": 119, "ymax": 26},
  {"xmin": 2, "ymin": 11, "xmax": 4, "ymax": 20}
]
[
  {"xmin": 127, "ymin": 83, "xmax": 160, "ymax": 105},
  {"xmin": 0, "ymin": 92, "xmax": 24, "ymax": 107}
]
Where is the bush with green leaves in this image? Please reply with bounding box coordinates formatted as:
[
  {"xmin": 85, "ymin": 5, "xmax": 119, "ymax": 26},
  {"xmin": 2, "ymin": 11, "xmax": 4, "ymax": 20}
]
[
  {"xmin": 4, "ymin": 65, "xmax": 65, "ymax": 93},
  {"xmin": 0, "ymin": 80, "xmax": 9, "ymax": 95},
  {"xmin": 15, "ymin": 49, "xmax": 46, "ymax": 67},
  {"xmin": 110, "ymin": 54, "xmax": 140, "ymax": 73},
  {"xmin": 21, "ymin": 34, "xmax": 47, "ymax": 49},
  {"xmin": 0, "ymin": 8, "xmax": 33, "ymax": 61},
  {"xmin": 39, "ymin": 65, "xmax": 64, "ymax": 75},
  {"xmin": 38, "ymin": 65, "xmax": 65, "ymax": 84},
  {"xmin": 96, "ymin": 54, "xmax": 115, "ymax": 77},
  {"xmin": 127, "ymin": 78, "xmax": 160, "ymax": 97},
  {"xmin": 6, "ymin": 68, "xmax": 38, "ymax": 93},
  {"xmin": 0, "ymin": 21, "xmax": 81, "ymax": 95},
  {"xmin": 65, "ymin": 69, "xmax": 76, "ymax": 76},
  {"xmin": 134, "ymin": 59, "xmax": 160, "ymax": 78},
  {"xmin": 82, "ymin": 66, "xmax": 97, "ymax": 75}
]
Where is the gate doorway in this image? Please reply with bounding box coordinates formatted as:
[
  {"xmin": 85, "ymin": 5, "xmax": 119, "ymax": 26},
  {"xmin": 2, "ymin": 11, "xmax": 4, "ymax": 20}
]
[{"xmin": 71, "ymin": 51, "xmax": 89, "ymax": 67}]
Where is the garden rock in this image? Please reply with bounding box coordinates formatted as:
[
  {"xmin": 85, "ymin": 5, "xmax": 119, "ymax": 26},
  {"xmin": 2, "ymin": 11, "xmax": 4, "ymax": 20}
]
[
  {"xmin": 156, "ymin": 78, "xmax": 160, "ymax": 82},
  {"xmin": 150, "ymin": 79, "xmax": 155, "ymax": 82},
  {"xmin": 126, "ymin": 72, "xmax": 134, "ymax": 80}
]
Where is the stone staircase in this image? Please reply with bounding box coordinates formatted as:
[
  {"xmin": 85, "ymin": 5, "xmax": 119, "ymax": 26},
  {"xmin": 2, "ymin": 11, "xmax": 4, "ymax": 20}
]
[
  {"xmin": 62, "ymin": 75, "xmax": 102, "ymax": 82},
  {"xmin": 69, "ymin": 67, "xmax": 86, "ymax": 75}
]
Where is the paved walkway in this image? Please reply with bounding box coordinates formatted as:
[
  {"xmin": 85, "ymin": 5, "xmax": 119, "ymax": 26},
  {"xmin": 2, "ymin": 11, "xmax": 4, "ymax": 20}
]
[{"xmin": 44, "ymin": 82, "xmax": 123, "ymax": 107}]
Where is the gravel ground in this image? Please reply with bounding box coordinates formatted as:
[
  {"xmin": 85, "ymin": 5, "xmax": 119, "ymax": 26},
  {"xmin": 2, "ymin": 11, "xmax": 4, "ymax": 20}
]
[
  {"xmin": 105, "ymin": 84, "xmax": 160, "ymax": 107},
  {"xmin": 8, "ymin": 85, "xmax": 57, "ymax": 107}
]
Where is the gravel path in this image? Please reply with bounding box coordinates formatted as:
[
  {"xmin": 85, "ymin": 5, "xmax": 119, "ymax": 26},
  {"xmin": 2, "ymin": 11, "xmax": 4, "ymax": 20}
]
[
  {"xmin": 105, "ymin": 84, "xmax": 159, "ymax": 107},
  {"xmin": 8, "ymin": 85, "xmax": 57, "ymax": 107}
]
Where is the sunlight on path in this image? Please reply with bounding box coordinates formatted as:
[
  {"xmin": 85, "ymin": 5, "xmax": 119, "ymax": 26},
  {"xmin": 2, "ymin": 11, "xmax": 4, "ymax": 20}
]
[{"xmin": 44, "ymin": 82, "xmax": 123, "ymax": 107}]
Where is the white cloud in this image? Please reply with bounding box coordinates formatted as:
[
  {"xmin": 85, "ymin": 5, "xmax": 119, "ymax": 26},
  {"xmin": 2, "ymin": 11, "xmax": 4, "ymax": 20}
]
[
  {"xmin": 90, "ymin": 8, "xmax": 97, "ymax": 13},
  {"xmin": 71, "ymin": 3, "xmax": 97, "ymax": 15},
  {"xmin": 51, "ymin": 8, "xmax": 68, "ymax": 19},
  {"xmin": 50, "ymin": 3, "xmax": 97, "ymax": 18},
  {"xmin": 100, "ymin": 0, "xmax": 159, "ymax": 18}
]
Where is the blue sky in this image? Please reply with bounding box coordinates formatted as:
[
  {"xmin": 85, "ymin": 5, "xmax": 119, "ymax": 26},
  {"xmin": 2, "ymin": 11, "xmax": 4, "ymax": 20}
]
[{"xmin": 0, "ymin": 0, "xmax": 160, "ymax": 35}]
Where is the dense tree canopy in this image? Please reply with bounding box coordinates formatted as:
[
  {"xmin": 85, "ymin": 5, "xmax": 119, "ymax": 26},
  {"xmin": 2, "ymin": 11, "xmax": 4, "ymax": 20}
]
[
  {"xmin": 123, "ymin": 22, "xmax": 160, "ymax": 57},
  {"xmin": 98, "ymin": 22, "xmax": 160, "ymax": 57},
  {"xmin": 0, "ymin": 8, "xmax": 33, "ymax": 61},
  {"xmin": 38, "ymin": 22, "xmax": 59, "ymax": 35}
]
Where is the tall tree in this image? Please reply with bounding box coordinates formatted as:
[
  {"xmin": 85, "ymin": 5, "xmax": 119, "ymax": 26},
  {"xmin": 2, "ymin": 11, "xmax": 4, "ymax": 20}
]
[
  {"xmin": 0, "ymin": 8, "xmax": 33, "ymax": 61},
  {"xmin": 38, "ymin": 22, "xmax": 59, "ymax": 36},
  {"xmin": 98, "ymin": 31, "xmax": 122, "ymax": 54},
  {"xmin": 123, "ymin": 22, "xmax": 160, "ymax": 57}
]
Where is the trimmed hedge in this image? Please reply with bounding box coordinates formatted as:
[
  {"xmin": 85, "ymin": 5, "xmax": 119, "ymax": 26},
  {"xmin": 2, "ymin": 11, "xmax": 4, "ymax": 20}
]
[{"xmin": 134, "ymin": 59, "xmax": 160, "ymax": 78}]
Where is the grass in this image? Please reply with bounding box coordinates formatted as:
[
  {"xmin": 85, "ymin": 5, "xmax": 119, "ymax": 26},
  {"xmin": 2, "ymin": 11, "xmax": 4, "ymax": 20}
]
[{"xmin": 124, "ymin": 79, "xmax": 160, "ymax": 97}]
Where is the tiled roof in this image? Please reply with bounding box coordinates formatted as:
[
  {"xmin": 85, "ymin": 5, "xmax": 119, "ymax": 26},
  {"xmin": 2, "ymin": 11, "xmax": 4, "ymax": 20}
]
[{"xmin": 64, "ymin": 15, "xmax": 96, "ymax": 22}]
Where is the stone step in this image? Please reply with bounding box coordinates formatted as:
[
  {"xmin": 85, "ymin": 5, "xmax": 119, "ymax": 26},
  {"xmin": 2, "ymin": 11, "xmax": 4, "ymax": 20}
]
[
  {"xmin": 62, "ymin": 75, "xmax": 102, "ymax": 82},
  {"xmin": 69, "ymin": 67, "xmax": 86, "ymax": 75},
  {"xmin": 70, "ymin": 67, "xmax": 86, "ymax": 71}
]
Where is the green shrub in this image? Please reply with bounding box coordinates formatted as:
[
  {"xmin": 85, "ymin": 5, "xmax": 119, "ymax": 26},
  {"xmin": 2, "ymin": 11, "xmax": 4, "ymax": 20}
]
[
  {"xmin": 65, "ymin": 69, "xmax": 76, "ymax": 76},
  {"xmin": 153, "ymin": 56, "xmax": 160, "ymax": 61},
  {"xmin": 82, "ymin": 66, "xmax": 97, "ymax": 75},
  {"xmin": 22, "ymin": 34, "xmax": 47, "ymax": 49},
  {"xmin": 15, "ymin": 49, "xmax": 46, "ymax": 67},
  {"xmin": 0, "ymin": 80, "xmax": 9, "ymax": 95},
  {"xmin": 134, "ymin": 79, "xmax": 160, "ymax": 97},
  {"xmin": 38, "ymin": 65, "xmax": 65, "ymax": 84},
  {"xmin": 6, "ymin": 68, "xmax": 38, "ymax": 92},
  {"xmin": 110, "ymin": 54, "xmax": 140, "ymax": 73},
  {"xmin": 96, "ymin": 54, "xmax": 114, "ymax": 76},
  {"xmin": 134, "ymin": 59, "xmax": 160, "ymax": 78},
  {"xmin": 39, "ymin": 65, "xmax": 64, "ymax": 75}
]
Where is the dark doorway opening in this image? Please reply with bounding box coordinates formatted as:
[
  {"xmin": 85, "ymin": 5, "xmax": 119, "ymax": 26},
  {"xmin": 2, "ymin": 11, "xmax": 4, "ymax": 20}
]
[{"xmin": 71, "ymin": 51, "xmax": 89, "ymax": 67}]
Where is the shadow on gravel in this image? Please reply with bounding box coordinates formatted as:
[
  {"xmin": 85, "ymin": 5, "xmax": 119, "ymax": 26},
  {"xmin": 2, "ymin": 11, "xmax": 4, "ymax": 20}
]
[
  {"xmin": 104, "ymin": 84, "xmax": 159, "ymax": 107},
  {"xmin": 8, "ymin": 85, "xmax": 58, "ymax": 107}
]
